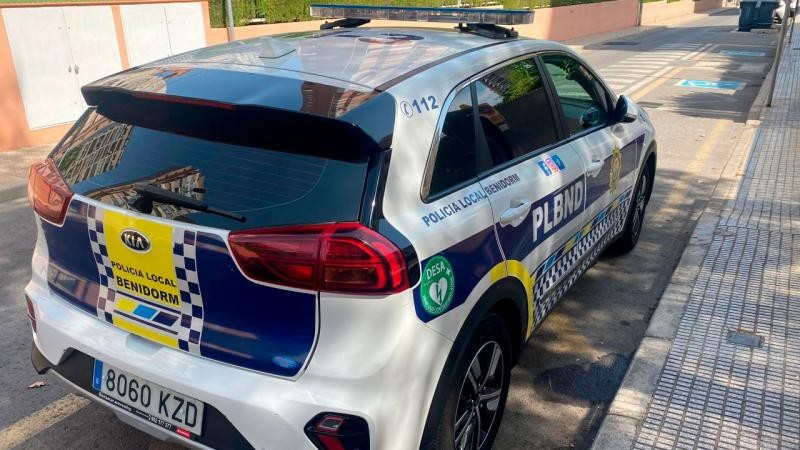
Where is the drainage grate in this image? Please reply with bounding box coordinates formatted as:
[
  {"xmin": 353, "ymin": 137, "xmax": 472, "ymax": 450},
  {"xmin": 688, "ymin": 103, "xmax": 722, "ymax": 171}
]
[
  {"xmin": 727, "ymin": 330, "xmax": 764, "ymax": 348},
  {"xmin": 603, "ymin": 41, "xmax": 639, "ymax": 46}
]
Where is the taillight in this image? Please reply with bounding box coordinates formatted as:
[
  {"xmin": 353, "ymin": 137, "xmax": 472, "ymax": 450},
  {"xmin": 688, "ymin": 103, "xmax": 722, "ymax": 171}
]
[
  {"xmin": 304, "ymin": 413, "xmax": 369, "ymax": 450},
  {"xmin": 28, "ymin": 158, "xmax": 73, "ymax": 225},
  {"xmin": 228, "ymin": 223, "xmax": 408, "ymax": 294}
]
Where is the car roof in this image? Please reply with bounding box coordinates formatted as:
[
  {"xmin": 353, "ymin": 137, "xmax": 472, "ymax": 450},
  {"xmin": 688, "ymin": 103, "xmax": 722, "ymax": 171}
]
[{"xmin": 149, "ymin": 27, "xmax": 511, "ymax": 90}]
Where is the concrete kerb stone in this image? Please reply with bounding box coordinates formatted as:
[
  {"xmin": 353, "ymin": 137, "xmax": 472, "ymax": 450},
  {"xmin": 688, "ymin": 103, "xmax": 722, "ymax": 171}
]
[
  {"xmin": 591, "ymin": 414, "xmax": 640, "ymax": 449},
  {"xmin": 746, "ymin": 54, "xmax": 777, "ymax": 126},
  {"xmin": 590, "ymin": 40, "xmax": 775, "ymax": 450},
  {"xmin": 607, "ymin": 337, "xmax": 672, "ymax": 419}
]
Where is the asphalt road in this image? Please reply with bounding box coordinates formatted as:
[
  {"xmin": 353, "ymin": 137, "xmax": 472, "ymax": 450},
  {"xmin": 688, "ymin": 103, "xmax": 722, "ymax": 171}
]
[{"xmin": 0, "ymin": 9, "xmax": 778, "ymax": 450}]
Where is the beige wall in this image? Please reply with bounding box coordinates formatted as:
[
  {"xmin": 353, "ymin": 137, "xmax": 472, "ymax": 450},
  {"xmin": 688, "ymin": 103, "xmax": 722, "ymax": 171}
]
[
  {"xmin": 640, "ymin": 0, "xmax": 724, "ymax": 25},
  {"xmin": 0, "ymin": 0, "xmax": 720, "ymax": 152},
  {"xmin": 517, "ymin": 0, "xmax": 640, "ymax": 41}
]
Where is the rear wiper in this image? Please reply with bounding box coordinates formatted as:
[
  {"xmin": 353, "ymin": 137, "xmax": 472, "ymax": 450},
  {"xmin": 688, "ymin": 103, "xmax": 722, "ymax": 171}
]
[{"xmin": 130, "ymin": 183, "xmax": 246, "ymax": 223}]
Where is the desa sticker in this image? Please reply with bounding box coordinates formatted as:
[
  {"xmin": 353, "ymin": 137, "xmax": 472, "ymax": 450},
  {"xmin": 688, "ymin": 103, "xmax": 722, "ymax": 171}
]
[{"xmin": 420, "ymin": 255, "xmax": 455, "ymax": 316}]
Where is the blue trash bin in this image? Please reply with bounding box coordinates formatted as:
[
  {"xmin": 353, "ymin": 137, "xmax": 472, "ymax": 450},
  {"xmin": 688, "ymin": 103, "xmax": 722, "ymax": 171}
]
[
  {"xmin": 739, "ymin": 0, "xmax": 758, "ymax": 31},
  {"xmin": 740, "ymin": 0, "xmax": 779, "ymax": 30},
  {"xmin": 755, "ymin": 0, "xmax": 779, "ymax": 27}
]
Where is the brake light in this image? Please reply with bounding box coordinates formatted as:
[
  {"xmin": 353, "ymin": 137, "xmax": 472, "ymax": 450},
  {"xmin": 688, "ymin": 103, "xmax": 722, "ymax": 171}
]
[
  {"xmin": 304, "ymin": 413, "xmax": 370, "ymax": 450},
  {"xmin": 28, "ymin": 158, "xmax": 73, "ymax": 225},
  {"xmin": 228, "ymin": 223, "xmax": 408, "ymax": 294}
]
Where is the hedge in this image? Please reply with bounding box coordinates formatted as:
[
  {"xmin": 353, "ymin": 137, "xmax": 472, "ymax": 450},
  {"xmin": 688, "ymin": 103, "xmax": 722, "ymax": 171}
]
[{"xmin": 209, "ymin": 0, "xmax": 617, "ymax": 27}]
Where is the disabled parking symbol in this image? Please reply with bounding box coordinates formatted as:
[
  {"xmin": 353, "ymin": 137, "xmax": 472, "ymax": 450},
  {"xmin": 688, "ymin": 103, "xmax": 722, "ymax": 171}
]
[
  {"xmin": 721, "ymin": 50, "xmax": 766, "ymax": 58},
  {"xmin": 676, "ymin": 79, "xmax": 744, "ymax": 91}
]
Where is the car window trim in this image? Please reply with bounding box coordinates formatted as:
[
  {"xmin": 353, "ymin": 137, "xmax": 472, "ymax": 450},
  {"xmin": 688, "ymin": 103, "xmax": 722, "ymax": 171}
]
[{"xmin": 534, "ymin": 55, "xmax": 570, "ymax": 140}]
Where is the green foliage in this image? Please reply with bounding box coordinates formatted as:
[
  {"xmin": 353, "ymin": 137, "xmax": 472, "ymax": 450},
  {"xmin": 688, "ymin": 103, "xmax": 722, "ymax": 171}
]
[
  {"xmin": 503, "ymin": 61, "xmax": 542, "ymax": 102},
  {"xmin": 208, "ymin": 0, "xmax": 313, "ymax": 27},
  {"xmin": 207, "ymin": 0, "xmax": 617, "ymax": 27}
]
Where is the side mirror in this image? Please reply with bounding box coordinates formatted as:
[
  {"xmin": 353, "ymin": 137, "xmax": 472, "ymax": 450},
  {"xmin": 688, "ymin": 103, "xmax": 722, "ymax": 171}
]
[{"xmin": 614, "ymin": 95, "xmax": 639, "ymax": 123}]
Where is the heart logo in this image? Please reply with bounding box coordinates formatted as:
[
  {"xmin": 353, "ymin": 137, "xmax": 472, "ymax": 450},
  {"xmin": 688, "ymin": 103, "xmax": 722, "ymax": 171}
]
[
  {"xmin": 429, "ymin": 278, "xmax": 448, "ymax": 305},
  {"xmin": 420, "ymin": 256, "xmax": 455, "ymax": 316}
]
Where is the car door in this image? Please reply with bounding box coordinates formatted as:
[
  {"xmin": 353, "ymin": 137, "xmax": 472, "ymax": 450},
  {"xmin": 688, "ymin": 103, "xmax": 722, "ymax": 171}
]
[
  {"xmin": 415, "ymin": 83, "xmax": 507, "ymax": 331},
  {"xmin": 540, "ymin": 53, "xmax": 641, "ymax": 238},
  {"xmin": 468, "ymin": 56, "xmax": 588, "ymax": 333}
]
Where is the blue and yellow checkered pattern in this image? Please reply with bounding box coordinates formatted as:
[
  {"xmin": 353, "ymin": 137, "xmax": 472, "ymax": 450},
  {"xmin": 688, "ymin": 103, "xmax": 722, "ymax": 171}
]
[
  {"xmin": 85, "ymin": 205, "xmax": 204, "ymax": 355},
  {"xmin": 532, "ymin": 189, "xmax": 632, "ymax": 325}
]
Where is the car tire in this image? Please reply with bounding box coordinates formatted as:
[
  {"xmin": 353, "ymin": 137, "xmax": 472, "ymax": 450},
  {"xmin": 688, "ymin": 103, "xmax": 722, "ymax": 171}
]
[
  {"xmin": 606, "ymin": 165, "xmax": 650, "ymax": 255},
  {"xmin": 421, "ymin": 313, "xmax": 512, "ymax": 450}
]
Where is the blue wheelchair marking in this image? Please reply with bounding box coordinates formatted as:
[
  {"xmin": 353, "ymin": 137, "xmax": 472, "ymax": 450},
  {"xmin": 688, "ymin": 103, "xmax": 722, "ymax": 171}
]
[
  {"xmin": 676, "ymin": 79, "xmax": 744, "ymax": 90},
  {"xmin": 92, "ymin": 360, "xmax": 104, "ymax": 391},
  {"xmin": 721, "ymin": 50, "xmax": 766, "ymax": 58}
]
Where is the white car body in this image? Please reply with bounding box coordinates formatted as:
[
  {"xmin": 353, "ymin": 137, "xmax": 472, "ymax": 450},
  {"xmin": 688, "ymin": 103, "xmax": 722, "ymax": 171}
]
[{"xmin": 26, "ymin": 25, "xmax": 656, "ymax": 450}]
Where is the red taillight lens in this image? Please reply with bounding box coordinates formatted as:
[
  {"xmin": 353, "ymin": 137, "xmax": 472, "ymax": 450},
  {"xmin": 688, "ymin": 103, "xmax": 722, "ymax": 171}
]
[
  {"xmin": 28, "ymin": 158, "xmax": 73, "ymax": 225},
  {"xmin": 305, "ymin": 413, "xmax": 369, "ymax": 450},
  {"xmin": 228, "ymin": 223, "xmax": 408, "ymax": 294}
]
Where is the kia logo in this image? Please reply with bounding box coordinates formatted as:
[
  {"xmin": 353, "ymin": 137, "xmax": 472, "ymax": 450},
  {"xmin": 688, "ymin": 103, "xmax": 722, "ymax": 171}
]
[{"xmin": 120, "ymin": 229, "xmax": 151, "ymax": 253}]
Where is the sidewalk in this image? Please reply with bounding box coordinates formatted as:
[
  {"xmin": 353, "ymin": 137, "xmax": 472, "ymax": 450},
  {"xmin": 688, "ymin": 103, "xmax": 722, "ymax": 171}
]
[{"xmin": 593, "ymin": 33, "xmax": 800, "ymax": 450}]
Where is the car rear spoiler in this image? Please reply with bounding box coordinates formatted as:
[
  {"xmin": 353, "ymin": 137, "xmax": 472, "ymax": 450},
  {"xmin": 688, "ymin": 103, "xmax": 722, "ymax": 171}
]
[{"xmin": 81, "ymin": 86, "xmax": 391, "ymax": 163}]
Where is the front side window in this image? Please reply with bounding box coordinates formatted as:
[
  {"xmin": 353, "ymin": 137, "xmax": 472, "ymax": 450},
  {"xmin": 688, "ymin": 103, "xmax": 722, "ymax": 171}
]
[
  {"xmin": 427, "ymin": 86, "xmax": 478, "ymax": 198},
  {"xmin": 474, "ymin": 57, "xmax": 559, "ymax": 166},
  {"xmin": 542, "ymin": 54, "xmax": 610, "ymax": 136}
]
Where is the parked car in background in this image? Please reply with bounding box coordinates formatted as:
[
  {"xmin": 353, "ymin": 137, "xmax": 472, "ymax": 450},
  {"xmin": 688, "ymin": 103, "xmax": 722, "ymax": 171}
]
[{"xmin": 775, "ymin": 0, "xmax": 797, "ymax": 22}]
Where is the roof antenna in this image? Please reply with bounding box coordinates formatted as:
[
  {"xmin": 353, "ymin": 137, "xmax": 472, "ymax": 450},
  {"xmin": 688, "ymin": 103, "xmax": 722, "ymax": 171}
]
[{"xmin": 259, "ymin": 37, "xmax": 296, "ymax": 59}]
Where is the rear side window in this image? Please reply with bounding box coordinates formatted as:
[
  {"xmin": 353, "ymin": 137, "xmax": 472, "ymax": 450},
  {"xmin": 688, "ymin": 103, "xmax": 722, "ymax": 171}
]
[
  {"xmin": 474, "ymin": 58, "xmax": 559, "ymax": 165},
  {"xmin": 51, "ymin": 110, "xmax": 368, "ymax": 230},
  {"xmin": 426, "ymin": 86, "xmax": 477, "ymax": 198}
]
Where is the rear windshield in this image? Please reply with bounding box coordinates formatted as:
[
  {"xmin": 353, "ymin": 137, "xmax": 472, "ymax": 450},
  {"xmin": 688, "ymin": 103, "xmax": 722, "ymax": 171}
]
[{"xmin": 50, "ymin": 109, "xmax": 368, "ymax": 230}]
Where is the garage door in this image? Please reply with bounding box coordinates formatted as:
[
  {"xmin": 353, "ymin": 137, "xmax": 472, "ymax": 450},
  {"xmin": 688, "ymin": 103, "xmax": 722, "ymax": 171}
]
[
  {"xmin": 2, "ymin": 6, "xmax": 122, "ymax": 129},
  {"xmin": 121, "ymin": 2, "xmax": 206, "ymax": 67}
]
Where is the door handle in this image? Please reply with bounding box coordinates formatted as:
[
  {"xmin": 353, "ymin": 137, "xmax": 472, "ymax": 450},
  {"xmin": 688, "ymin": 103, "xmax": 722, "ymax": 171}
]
[
  {"xmin": 587, "ymin": 159, "xmax": 604, "ymax": 178},
  {"xmin": 67, "ymin": 65, "xmax": 72, "ymax": 73},
  {"xmin": 499, "ymin": 200, "xmax": 531, "ymax": 228},
  {"xmin": 74, "ymin": 65, "xmax": 80, "ymax": 74}
]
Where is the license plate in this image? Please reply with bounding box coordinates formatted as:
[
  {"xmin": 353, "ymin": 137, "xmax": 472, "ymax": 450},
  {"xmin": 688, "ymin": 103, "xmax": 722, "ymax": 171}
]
[{"xmin": 92, "ymin": 360, "xmax": 204, "ymax": 437}]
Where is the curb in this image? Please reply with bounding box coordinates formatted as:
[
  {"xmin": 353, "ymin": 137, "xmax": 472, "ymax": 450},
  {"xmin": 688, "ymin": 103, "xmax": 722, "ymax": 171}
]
[{"xmin": 589, "ymin": 50, "xmax": 775, "ymax": 450}]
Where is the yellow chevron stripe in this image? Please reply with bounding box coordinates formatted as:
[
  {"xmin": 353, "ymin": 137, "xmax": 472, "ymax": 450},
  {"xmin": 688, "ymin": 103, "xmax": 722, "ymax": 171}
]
[{"xmin": 113, "ymin": 316, "xmax": 178, "ymax": 348}]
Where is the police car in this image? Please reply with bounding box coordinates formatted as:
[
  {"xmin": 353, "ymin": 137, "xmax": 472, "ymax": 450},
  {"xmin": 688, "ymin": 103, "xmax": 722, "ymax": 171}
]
[{"xmin": 25, "ymin": 4, "xmax": 656, "ymax": 449}]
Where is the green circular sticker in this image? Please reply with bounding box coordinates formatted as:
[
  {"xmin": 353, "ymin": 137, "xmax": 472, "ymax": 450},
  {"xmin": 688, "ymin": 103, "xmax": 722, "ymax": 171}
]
[{"xmin": 421, "ymin": 255, "xmax": 455, "ymax": 316}]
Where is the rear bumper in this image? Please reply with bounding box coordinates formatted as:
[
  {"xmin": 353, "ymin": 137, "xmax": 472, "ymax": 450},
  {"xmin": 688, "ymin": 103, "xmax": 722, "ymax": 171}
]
[
  {"xmin": 26, "ymin": 267, "xmax": 453, "ymax": 450},
  {"xmin": 31, "ymin": 344, "xmax": 247, "ymax": 450}
]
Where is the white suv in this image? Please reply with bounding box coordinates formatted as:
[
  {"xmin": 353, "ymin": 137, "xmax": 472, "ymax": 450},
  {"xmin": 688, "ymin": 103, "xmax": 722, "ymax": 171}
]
[{"xmin": 25, "ymin": 6, "xmax": 656, "ymax": 450}]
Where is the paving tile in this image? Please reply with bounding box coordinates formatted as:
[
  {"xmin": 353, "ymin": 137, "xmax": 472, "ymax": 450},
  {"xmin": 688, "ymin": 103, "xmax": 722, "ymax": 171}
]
[{"xmin": 632, "ymin": 38, "xmax": 800, "ymax": 450}]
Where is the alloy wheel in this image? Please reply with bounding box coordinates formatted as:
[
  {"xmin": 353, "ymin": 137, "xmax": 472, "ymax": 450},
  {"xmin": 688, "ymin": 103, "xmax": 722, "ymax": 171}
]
[
  {"xmin": 630, "ymin": 173, "xmax": 648, "ymax": 243},
  {"xmin": 454, "ymin": 341, "xmax": 504, "ymax": 450}
]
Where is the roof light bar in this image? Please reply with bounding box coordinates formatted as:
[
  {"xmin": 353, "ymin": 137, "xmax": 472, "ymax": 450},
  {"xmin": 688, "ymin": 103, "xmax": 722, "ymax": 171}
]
[{"xmin": 310, "ymin": 4, "xmax": 533, "ymax": 25}]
